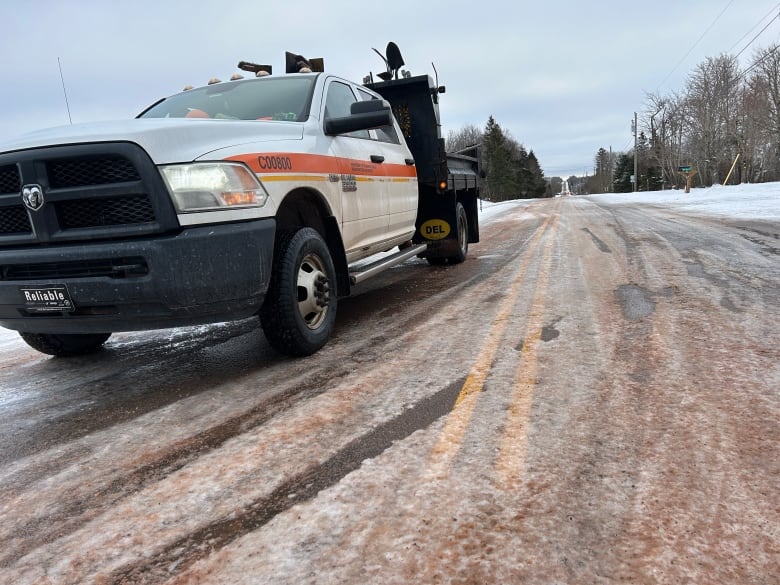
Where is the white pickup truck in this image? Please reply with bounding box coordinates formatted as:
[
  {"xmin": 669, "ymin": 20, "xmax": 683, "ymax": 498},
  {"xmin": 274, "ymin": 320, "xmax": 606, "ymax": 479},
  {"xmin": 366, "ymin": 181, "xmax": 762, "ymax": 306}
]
[{"xmin": 0, "ymin": 45, "xmax": 481, "ymax": 357}]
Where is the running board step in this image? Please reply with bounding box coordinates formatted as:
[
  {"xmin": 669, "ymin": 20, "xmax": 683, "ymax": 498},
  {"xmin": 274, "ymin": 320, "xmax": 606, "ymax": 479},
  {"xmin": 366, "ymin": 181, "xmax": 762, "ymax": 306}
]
[{"xmin": 349, "ymin": 244, "xmax": 428, "ymax": 285}]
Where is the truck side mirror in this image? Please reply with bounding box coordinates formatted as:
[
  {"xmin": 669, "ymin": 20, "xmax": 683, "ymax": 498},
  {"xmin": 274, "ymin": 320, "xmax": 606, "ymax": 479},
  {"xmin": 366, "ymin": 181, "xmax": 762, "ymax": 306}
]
[
  {"xmin": 324, "ymin": 100, "xmax": 393, "ymax": 136},
  {"xmin": 349, "ymin": 99, "xmax": 391, "ymax": 116}
]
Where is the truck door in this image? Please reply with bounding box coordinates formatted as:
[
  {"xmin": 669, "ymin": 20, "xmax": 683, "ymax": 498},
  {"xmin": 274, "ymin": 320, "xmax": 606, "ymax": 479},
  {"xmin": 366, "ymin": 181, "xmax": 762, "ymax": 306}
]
[
  {"xmin": 322, "ymin": 80, "xmax": 388, "ymax": 255},
  {"xmin": 357, "ymin": 88, "xmax": 418, "ymax": 244}
]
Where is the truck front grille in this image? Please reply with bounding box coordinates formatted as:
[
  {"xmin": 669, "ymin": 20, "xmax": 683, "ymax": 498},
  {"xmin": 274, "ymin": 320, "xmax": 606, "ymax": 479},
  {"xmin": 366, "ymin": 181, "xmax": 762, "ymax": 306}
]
[
  {"xmin": 0, "ymin": 142, "xmax": 179, "ymax": 247},
  {"xmin": 0, "ymin": 164, "xmax": 20, "ymax": 194},
  {"xmin": 46, "ymin": 155, "xmax": 141, "ymax": 188},
  {"xmin": 0, "ymin": 205, "xmax": 32, "ymax": 235},
  {"xmin": 57, "ymin": 195, "xmax": 155, "ymax": 229}
]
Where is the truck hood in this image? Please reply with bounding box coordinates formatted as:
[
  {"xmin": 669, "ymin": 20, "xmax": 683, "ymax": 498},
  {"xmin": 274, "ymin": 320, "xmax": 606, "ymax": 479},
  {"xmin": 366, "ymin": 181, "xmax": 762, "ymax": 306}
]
[{"xmin": 0, "ymin": 118, "xmax": 304, "ymax": 164}]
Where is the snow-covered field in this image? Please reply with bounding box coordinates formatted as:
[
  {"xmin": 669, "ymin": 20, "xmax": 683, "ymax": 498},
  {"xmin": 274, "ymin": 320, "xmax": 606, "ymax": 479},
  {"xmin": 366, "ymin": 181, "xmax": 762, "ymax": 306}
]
[
  {"xmin": 1, "ymin": 182, "xmax": 778, "ymax": 350},
  {"xmin": 479, "ymin": 181, "xmax": 780, "ymax": 222},
  {"xmin": 587, "ymin": 181, "xmax": 780, "ymax": 221}
]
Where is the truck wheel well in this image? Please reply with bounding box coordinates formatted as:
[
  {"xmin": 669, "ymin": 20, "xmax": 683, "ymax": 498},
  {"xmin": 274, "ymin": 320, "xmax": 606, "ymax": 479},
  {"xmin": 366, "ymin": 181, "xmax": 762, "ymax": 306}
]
[
  {"xmin": 275, "ymin": 189, "xmax": 350, "ymax": 297},
  {"xmin": 276, "ymin": 189, "xmax": 330, "ymax": 236}
]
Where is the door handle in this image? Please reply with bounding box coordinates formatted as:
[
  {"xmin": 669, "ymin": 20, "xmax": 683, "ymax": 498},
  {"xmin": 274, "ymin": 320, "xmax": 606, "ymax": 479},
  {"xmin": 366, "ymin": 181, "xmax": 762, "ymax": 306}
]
[{"xmin": 370, "ymin": 155, "xmax": 385, "ymax": 163}]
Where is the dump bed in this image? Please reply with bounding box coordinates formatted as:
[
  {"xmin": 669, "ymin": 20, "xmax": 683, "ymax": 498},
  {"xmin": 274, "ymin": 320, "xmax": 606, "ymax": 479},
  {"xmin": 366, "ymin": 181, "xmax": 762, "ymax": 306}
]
[
  {"xmin": 446, "ymin": 151, "xmax": 481, "ymax": 191},
  {"xmin": 365, "ymin": 75, "xmax": 480, "ymax": 191}
]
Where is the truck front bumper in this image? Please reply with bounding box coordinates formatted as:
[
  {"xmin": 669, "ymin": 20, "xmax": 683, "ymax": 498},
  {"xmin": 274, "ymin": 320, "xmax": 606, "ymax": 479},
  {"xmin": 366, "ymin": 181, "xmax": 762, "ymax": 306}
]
[{"xmin": 0, "ymin": 219, "xmax": 275, "ymax": 334}]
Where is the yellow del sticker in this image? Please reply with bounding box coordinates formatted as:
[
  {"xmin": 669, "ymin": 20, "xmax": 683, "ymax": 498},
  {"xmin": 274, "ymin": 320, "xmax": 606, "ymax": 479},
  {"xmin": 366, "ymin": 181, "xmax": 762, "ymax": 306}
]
[{"xmin": 420, "ymin": 219, "xmax": 451, "ymax": 240}]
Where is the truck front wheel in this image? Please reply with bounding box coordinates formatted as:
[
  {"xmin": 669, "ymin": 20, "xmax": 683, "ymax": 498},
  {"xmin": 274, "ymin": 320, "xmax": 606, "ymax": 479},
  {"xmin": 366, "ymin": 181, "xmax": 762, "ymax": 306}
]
[
  {"xmin": 260, "ymin": 228, "xmax": 337, "ymax": 356},
  {"xmin": 19, "ymin": 332, "xmax": 111, "ymax": 357}
]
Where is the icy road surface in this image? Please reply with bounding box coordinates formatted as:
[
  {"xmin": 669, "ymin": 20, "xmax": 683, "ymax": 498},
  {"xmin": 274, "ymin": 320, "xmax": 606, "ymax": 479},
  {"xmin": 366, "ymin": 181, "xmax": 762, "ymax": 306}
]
[{"xmin": 0, "ymin": 184, "xmax": 778, "ymax": 584}]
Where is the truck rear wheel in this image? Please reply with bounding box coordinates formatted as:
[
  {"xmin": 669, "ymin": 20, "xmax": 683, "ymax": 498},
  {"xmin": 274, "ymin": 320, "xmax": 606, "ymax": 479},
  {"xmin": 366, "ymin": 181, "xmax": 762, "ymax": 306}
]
[
  {"xmin": 449, "ymin": 202, "xmax": 469, "ymax": 264},
  {"xmin": 260, "ymin": 228, "xmax": 337, "ymax": 356},
  {"xmin": 426, "ymin": 202, "xmax": 469, "ymax": 265},
  {"xmin": 19, "ymin": 332, "xmax": 111, "ymax": 357}
]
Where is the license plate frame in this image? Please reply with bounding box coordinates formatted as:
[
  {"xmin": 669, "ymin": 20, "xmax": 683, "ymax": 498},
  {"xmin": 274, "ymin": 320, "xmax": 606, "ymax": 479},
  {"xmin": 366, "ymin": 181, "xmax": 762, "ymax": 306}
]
[{"xmin": 19, "ymin": 285, "xmax": 75, "ymax": 313}]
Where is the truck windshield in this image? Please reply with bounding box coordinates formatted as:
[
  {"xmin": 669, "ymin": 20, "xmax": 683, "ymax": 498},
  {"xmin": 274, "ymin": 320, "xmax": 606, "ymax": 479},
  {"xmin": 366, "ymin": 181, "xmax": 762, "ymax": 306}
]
[{"xmin": 138, "ymin": 76, "xmax": 317, "ymax": 122}]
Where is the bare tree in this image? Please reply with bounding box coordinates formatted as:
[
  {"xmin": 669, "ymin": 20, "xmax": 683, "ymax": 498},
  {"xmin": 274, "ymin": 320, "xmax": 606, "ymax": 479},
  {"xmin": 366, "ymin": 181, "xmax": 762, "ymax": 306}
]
[
  {"xmin": 737, "ymin": 76, "xmax": 770, "ymax": 182},
  {"xmin": 644, "ymin": 91, "xmax": 687, "ymax": 187},
  {"xmin": 746, "ymin": 43, "xmax": 780, "ymax": 181},
  {"xmin": 445, "ymin": 124, "xmax": 483, "ymax": 154},
  {"xmin": 684, "ymin": 54, "xmax": 741, "ymax": 184}
]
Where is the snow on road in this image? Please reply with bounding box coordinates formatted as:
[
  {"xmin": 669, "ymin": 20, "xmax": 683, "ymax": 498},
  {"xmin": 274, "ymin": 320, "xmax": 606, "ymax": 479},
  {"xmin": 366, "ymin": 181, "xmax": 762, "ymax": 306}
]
[{"xmin": 1, "ymin": 185, "xmax": 777, "ymax": 583}]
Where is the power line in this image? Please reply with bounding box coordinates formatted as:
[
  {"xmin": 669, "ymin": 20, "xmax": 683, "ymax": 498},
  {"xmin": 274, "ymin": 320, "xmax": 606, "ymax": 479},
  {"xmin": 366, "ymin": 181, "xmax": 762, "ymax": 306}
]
[
  {"xmin": 729, "ymin": 2, "xmax": 780, "ymax": 52},
  {"xmin": 739, "ymin": 40, "xmax": 780, "ymax": 80},
  {"xmin": 733, "ymin": 4, "xmax": 780, "ymax": 82},
  {"xmin": 656, "ymin": 0, "xmax": 736, "ymax": 90},
  {"xmin": 734, "ymin": 9, "xmax": 780, "ymax": 59}
]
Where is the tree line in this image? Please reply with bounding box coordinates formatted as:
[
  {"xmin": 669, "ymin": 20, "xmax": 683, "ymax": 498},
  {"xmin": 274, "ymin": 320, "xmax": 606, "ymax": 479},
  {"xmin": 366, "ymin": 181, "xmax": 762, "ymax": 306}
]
[
  {"xmin": 446, "ymin": 116, "xmax": 549, "ymax": 201},
  {"xmin": 446, "ymin": 42, "xmax": 780, "ymax": 197},
  {"xmin": 592, "ymin": 42, "xmax": 780, "ymax": 193}
]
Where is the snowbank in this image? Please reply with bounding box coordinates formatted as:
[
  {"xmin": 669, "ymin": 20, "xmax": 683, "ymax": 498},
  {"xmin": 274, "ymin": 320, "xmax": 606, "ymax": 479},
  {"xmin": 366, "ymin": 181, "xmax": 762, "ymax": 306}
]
[{"xmin": 587, "ymin": 181, "xmax": 780, "ymax": 221}]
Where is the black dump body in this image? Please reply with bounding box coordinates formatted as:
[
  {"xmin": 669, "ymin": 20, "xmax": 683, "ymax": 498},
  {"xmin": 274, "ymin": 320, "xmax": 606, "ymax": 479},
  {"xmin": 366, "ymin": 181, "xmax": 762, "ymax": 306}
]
[
  {"xmin": 365, "ymin": 75, "xmax": 448, "ymax": 188},
  {"xmin": 364, "ymin": 75, "xmax": 481, "ymax": 192},
  {"xmin": 365, "ymin": 74, "xmax": 481, "ymax": 248}
]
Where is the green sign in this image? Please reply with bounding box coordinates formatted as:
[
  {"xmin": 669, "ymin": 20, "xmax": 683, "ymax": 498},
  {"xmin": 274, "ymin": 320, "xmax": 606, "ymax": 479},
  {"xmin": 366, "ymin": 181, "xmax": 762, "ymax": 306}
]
[{"xmin": 678, "ymin": 165, "xmax": 692, "ymax": 172}]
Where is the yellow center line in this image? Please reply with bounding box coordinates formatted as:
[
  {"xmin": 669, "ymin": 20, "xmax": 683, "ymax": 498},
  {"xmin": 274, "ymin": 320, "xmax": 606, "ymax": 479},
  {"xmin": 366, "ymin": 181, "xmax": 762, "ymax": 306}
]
[
  {"xmin": 494, "ymin": 210, "xmax": 561, "ymax": 491},
  {"xmin": 426, "ymin": 200, "xmax": 562, "ymax": 478}
]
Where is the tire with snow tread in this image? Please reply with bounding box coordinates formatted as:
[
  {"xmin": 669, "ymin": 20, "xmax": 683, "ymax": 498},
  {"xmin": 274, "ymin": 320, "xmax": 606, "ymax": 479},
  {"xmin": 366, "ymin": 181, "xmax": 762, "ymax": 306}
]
[
  {"xmin": 260, "ymin": 228, "xmax": 337, "ymax": 357},
  {"xmin": 448, "ymin": 202, "xmax": 469, "ymax": 264},
  {"xmin": 19, "ymin": 332, "xmax": 111, "ymax": 357},
  {"xmin": 425, "ymin": 202, "xmax": 469, "ymax": 265}
]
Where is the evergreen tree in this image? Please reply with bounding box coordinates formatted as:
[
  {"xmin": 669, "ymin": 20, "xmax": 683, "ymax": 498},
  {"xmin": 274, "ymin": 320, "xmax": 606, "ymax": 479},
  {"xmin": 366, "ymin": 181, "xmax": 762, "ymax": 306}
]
[
  {"xmin": 453, "ymin": 117, "xmax": 549, "ymax": 200},
  {"xmin": 512, "ymin": 144, "xmax": 532, "ymax": 198},
  {"xmin": 482, "ymin": 116, "xmax": 515, "ymax": 201},
  {"xmin": 527, "ymin": 151, "xmax": 547, "ymax": 197},
  {"xmin": 593, "ymin": 147, "xmax": 612, "ymax": 193},
  {"xmin": 613, "ymin": 154, "xmax": 633, "ymax": 192}
]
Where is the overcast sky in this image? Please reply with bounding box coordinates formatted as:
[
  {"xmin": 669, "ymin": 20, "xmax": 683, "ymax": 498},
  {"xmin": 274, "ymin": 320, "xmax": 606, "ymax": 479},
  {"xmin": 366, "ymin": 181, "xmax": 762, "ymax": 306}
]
[{"xmin": 1, "ymin": 0, "xmax": 778, "ymax": 178}]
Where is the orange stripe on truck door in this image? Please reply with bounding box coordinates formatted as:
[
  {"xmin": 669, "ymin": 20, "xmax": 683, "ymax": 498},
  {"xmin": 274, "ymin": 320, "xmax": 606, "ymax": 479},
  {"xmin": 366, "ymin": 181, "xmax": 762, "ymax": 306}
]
[{"xmin": 226, "ymin": 152, "xmax": 417, "ymax": 178}]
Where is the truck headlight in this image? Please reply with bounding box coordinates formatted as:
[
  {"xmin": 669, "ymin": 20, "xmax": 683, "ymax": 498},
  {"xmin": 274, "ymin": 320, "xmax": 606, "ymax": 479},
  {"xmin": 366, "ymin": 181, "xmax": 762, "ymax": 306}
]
[{"xmin": 160, "ymin": 162, "xmax": 269, "ymax": 212}]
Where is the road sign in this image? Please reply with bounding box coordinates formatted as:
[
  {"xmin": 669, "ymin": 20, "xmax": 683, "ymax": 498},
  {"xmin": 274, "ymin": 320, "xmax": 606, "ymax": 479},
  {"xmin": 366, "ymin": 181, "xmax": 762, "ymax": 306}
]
[{"xmin": 677, "ymin": 166, "xmax": 698, "ymax": 193}]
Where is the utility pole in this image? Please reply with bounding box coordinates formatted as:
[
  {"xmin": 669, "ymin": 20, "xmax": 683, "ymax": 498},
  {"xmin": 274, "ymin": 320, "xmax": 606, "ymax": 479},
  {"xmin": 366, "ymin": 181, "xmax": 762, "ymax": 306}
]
[{"xmin": 632, "ymin": 112, "xmax": 638, "ymax": 192}]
